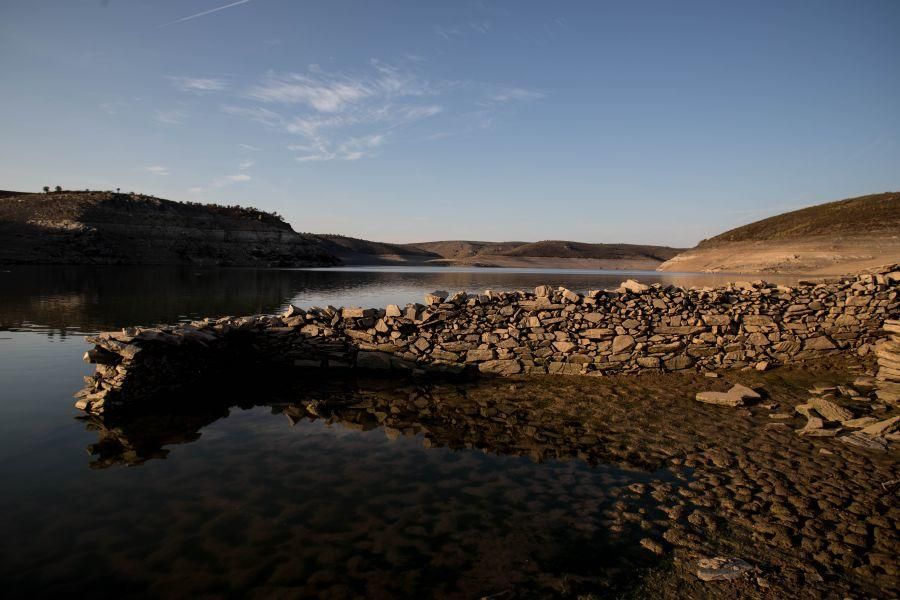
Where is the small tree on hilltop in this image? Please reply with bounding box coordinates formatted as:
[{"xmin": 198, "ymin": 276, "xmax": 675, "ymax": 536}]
[
  {"xmin": 54, "ymin": 185, "xmax": 62, "ymax": 193},
  {"xmin": 43, "ymin": 186, "xmax": 50, "ymax": 193}
]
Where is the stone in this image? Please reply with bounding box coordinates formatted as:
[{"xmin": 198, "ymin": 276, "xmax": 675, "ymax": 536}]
[
  {"xmin": 283, "ymin": 305, "xmax": 304, "ymax": 318},
  {"xmin": 696, "ymin": 391, "xmax": 744, "ymax": 407},
  {"xmin": 696, "ymin": 557, "xmax": 753, "ymax": 581},
  {"xmin": 341, "ymin": 307, "xmax": 375, "ymax": 319},
  {"xmin": 552, "ymin": 341, "xmax": 577, "ymax": 353},
  {"xmin": 559, "ymin": 288, "xmax": 580, "ymax": 303},
  {"xmin": 842, "ymin": 417, "xmax": 878, "ymax": 429},
  {"xmin": 465, "ymin": 349, "xmax": 495, "ymax": 363},
  {"xmin": 839, "ymin": 432, "xmax": 889, "ymax": 451},
  {"xmin": 535, "ymin": 285, "xmax": 552, "ymax": 298},
  {"xmin": 639, "ymin": 538, "xmax": 665, "ymax": 555},
  {"xmin": 804, "ymin": 336, "xmax": 837, "ymax": 351},
  {"xmin": 702, "ymin": 314, "xmax": 731, "ymax": 326},
  {"xmin": 611, "ymin": 335, "xmax": 635, "ymax": 354},
  {"xmin": 755, "ymin": 360, "xmax": 770, "ymax": 371},
  {"xmin": 581, "ymin": 328, "xmax": 614, "ymax": 339},
  {"xmin": 619, "ymin": 279, "xmax": 650, "ymax": 293},
  {"xmin": 385, "ymin": 304, "xmax": 402, "ymax": 317},
  {"xmin": 796, "ymin": 417, "xmax": 824, "ymax": 433},
  {"xmin": 860, "ymin": 415, "xmax": 900, "ymax": 436},
  {"xmin": 664, "ymin": 355, "xmax": 693, "ymax": 370},
  {"xmin": 809, "ymin": 396, "xmax": 853, "ymax": 422},
  {"xmin": 637, "ymin": 356, "xmax": 660, "ymax": 368},
  {"xmin": 424, "ymin": 291, "xmax": 448, "ymax": 306},
  {"xmin": 547, "ymin": 362, "xmax": 583, "ymax": 375},
  {"xmin": 478, "ymin": 359, "xmax": 522, "ymax": 376},
  {"xmin": 729, "ymin": 383, "xmax": 761, "ymax": 401},
  {"xmin": 747, "ymin": 332, "xmax": 770, "ymax": 346}
]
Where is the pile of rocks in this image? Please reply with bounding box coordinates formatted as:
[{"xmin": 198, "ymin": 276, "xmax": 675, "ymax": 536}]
[
  {"xmin": 77, "ymin": 266, "xmax": 899, "ymax": 415},
  {"xmin": 875, "ymin": 319, "xmax": 900, "ymax": 405},
  {"xmin": 694, "ymin": 375, "xmax": 899, "ymax": 452}
]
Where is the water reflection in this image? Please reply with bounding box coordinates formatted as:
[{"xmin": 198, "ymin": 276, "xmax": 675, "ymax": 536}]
[
  {"xmin": 78, "ymin": 377, "xmax": 680, "ymax": 475},
  {"xmin": 4, "ymin": 376, "xmax": 689, "ymax": 599},
  {"xmin": 0, "ymin": 265, "xmax": 803, "ymax": 335}
]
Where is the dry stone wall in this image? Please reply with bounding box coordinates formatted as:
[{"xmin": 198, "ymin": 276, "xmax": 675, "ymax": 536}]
[{"xmin": 77, "ymin": 266, "xmax": 900, "ymax": 415}]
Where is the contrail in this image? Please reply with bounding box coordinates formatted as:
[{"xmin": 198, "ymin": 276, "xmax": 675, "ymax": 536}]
[{"xmin": 159, "ymin": 0, "xmax": 254, "ymax": 27}]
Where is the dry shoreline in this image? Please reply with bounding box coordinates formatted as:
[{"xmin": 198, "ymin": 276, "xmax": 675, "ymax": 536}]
[{"xmin": 658, "ymin": 237, "xmax": 900, "ymax": 275}]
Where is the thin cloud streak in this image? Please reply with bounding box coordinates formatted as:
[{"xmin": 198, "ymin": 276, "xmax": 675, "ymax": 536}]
[
  {"xmin": 159, "ymin": 0, "xmax": 254, "ymax": 28},
  {"xmin": 170, "ymin": 77, "xmax": 228, "ymax": 93}
]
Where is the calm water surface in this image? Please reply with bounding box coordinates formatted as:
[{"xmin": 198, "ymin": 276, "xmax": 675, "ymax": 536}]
[{"xmin": 0, "ymin": 265, "xmax": 800, "ymax": 598}]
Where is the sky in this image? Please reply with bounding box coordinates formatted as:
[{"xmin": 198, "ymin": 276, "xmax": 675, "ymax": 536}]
[{"xmin": 1, "ymin": 0, "xmax": 898, "ymax": 247}]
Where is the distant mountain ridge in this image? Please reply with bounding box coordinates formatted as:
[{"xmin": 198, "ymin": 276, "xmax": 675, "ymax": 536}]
[
  {"xmin": 0, "ymin": 188, "xmax": 687, "ymax": 269},
  {"xmin": 659, "ymin": 192, "xmax": 900, "ymax": 274},
  {"xmin": 314, "ymin": 236, "xmax": 684, "ymax": 267}
]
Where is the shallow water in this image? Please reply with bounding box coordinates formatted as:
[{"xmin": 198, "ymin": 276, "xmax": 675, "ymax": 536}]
[{"xmin": 0, "ymin": 265, "xmax": 801, "ymax": 597}]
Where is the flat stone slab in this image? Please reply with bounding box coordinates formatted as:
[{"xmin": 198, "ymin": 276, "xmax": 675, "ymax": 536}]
[
  {"xmin": 839, "ymin": 432, "xmax": 889, "ymax": 451},
  {"xmin": 696, "ymin": 383, "xmax": 761, "ymax": 407},
  {"xmin": 697, "ymin": 557, "xmax": 754, "ymax": 581},
  {"xmin": 696, "ymin": 391, "xmax": 744, "ymax": 407}
]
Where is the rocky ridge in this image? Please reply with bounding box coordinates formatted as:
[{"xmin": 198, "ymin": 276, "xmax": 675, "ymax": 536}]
[{"xmin": 0, "ymin": 190, "xmax": 338, "ymax": 266}]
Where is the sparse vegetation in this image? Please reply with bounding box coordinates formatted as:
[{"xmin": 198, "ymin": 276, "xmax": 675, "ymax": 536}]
[{"xmin": 699, "ymin": 192, "xmax": 900, "ymax": 246}]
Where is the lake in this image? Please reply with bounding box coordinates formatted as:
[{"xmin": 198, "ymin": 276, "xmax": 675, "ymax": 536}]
[{"xmin": 0, "ymin": 265, "xmax": 809, "ymax": 598}]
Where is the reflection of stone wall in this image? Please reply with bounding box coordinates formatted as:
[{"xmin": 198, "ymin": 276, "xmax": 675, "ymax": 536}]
[
  {"xmin": 79, "ymin": 380, "xmax": 671, "ymax": 470},
  {"xmin": 77, "ymin": 266, "xmax": 899, "ymax": 415}
]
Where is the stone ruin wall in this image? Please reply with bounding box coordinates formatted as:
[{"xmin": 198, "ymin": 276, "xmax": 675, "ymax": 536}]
[{"xmin": 76, "ymin": 266, "xmax": 900, "ymax": 415}]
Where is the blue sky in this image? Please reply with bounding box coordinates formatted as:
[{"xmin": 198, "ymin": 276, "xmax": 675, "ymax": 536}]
[{"xmin": 1, "ymin": 0, "xmax": 898, "ymax": 246}]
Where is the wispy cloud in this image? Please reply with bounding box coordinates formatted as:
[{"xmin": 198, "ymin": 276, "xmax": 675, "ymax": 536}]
[
  {"xmin": 222, "ymin": 105, "xmax": 282, "ymax": 127},
  {"xmin": 435, "ymin": 20, "xmax": 492, "ymax": 40},
  {"xmin": 238, "ymin": 159, "xmax": 255, "ymax": 170},
  {"xmin": 220, "ymin": 60, "xmax": 541, "ymax": 162},
  {"xmin": 248, "ymin": 72, "xmax": 373, "ymax": 112},
  {"xmin": 154, "ymin": 108, "xmax": 187, "ymax": 125},
  {"xmin": 170, "ymin": 77, "xmax": 228, "ymax": 93},
  {"xmin": 189, "ymin": 173, "xmax": 252, "ymax": 195},
  {"xmin": 144, "ymin": 165, "xmax": 170, "ymax": 176},
  {"xmin": 159, "ymin": 0, "xmax": 255, "ymax": 28},
  {"xmin": 239, "ymin": 143, "xmax": 262, "ymax": 152},
  {"xmin": 486, "ymin": 87, "xmax": 545, "ymax": 103},
  {"xmin": 100, "ymin": 101, "xmax": 125, "ymax": 115},
  {"xmin": 221, "ymin": 173, "xmax": 251, "ymax": 184}
]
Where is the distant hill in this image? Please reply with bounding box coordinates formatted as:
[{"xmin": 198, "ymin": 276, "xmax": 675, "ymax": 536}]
[
  {"xmin": 309, "ymin": 235, "xmax": 441, "ymax": 265},
  {"xmin": 659, "ymin": 192, "xmax": 900, "ymax": 274},
  {"xmin": 0, "ymin": 190, "xmax": 31, "ymax": 200},
  {"xmin": 0, "ymin": 190, "xmax": 338, "ymax": 267},
  {"xmin": 500, "ymin": 240, "xmax": 680, "ymax": 261},
  {"xmin": 0, "ymin": 188, "xmax": 688, "ymax": 270},
  {"xmin": 406, "ymin": 240, "xmax": 527, "ymax": 260},
  {"xmin": 400, "ymin": 239, "xmax": 682, "ymax": 268}
]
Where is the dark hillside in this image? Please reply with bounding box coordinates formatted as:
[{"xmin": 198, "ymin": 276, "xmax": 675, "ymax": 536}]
[{"xmin": 0, "ymin": 191, "xmax": 338, "ymax": 266}]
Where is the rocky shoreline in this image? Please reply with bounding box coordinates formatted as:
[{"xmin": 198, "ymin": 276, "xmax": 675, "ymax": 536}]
[{"xmin": 76, "ymin": 265, "xmax": 899, "ymax": 416}]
